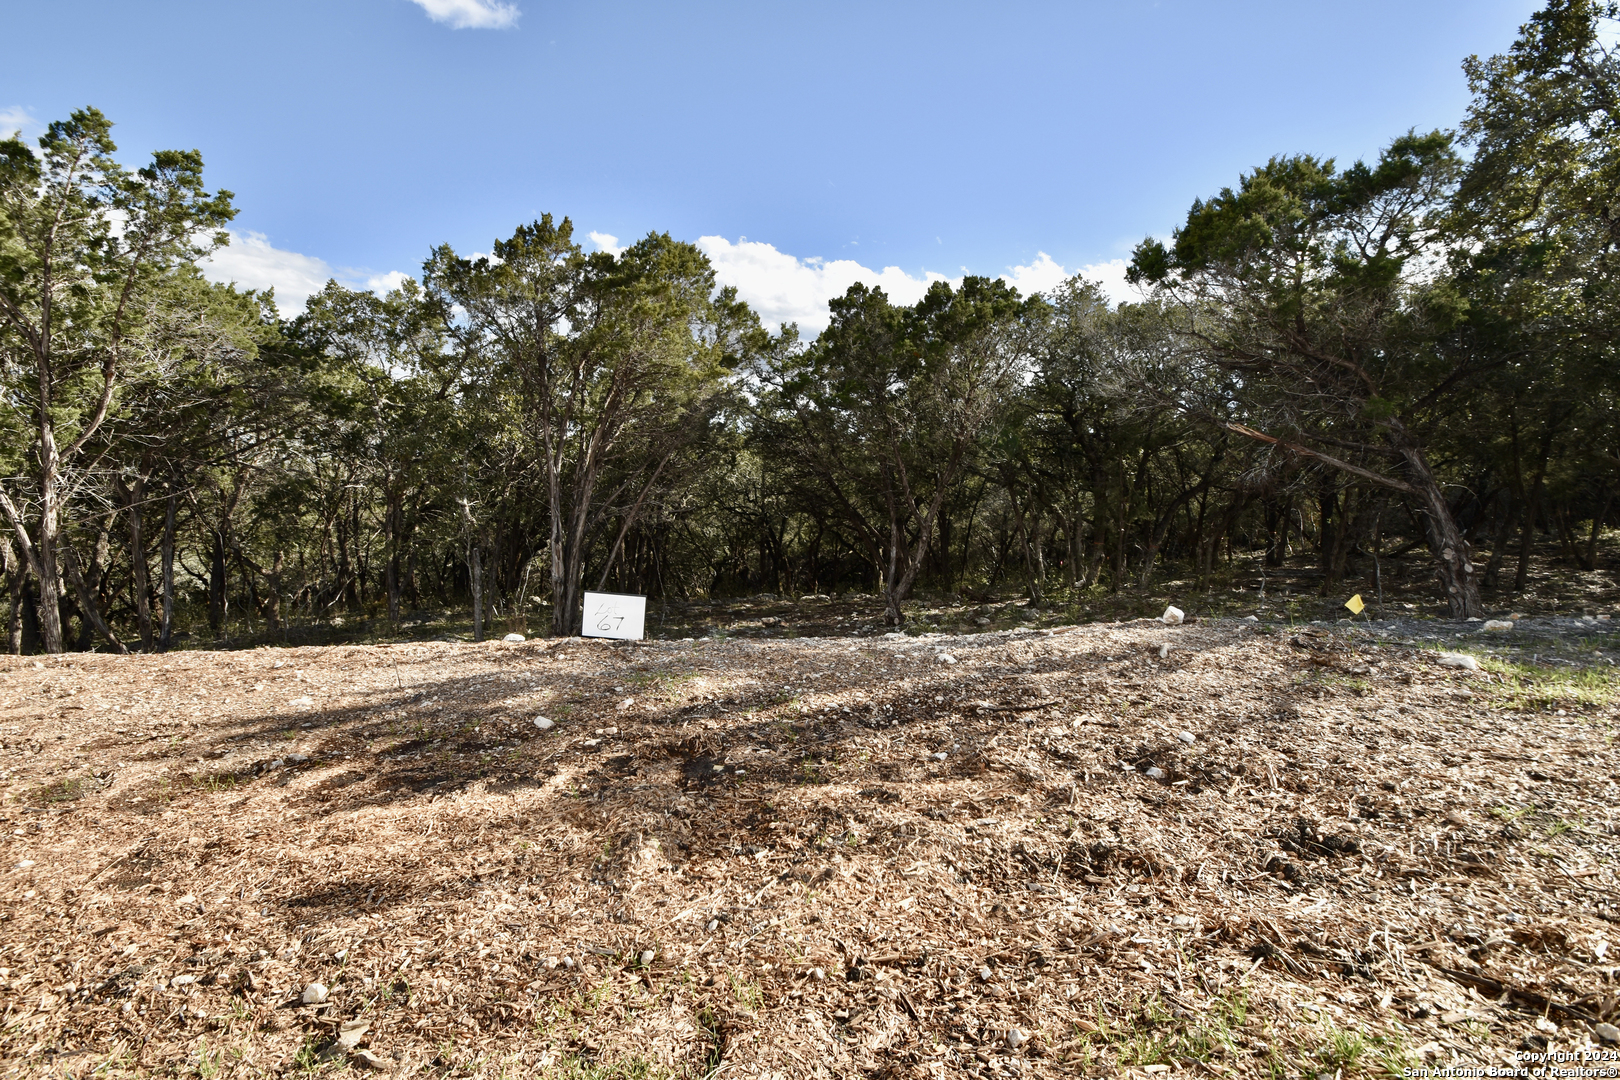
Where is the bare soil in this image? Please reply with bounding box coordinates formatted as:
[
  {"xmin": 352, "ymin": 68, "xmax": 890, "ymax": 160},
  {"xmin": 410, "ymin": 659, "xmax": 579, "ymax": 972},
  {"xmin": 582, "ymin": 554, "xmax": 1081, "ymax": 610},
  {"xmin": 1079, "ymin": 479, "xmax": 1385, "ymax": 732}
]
[{"xmin": 2, "ymin": 618, "xmax": 1618, "ymax": 1078}]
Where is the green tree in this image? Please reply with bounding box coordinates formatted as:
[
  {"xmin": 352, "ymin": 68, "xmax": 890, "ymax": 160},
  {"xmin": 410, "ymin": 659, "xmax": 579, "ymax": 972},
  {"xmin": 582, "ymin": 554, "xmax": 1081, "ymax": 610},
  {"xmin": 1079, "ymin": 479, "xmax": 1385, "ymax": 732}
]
[
  {"xmin": 1128, "ymin": 134, "xmax": 1491, "ymax": 616},
  {"xmin": 0, "ymin": 108, "xmax": 235, "ymax": 652},
  {"xmin": 425, "ymin": 217, "xmax": 754, "ymax": 636}
]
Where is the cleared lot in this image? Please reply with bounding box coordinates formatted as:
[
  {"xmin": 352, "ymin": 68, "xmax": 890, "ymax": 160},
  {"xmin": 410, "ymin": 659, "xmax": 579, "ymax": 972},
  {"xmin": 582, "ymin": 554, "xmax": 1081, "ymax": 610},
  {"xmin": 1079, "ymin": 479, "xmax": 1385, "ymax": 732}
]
[{"xmin": 1, "ymin": 619, "xmax": 1617, "ymax": 1077}]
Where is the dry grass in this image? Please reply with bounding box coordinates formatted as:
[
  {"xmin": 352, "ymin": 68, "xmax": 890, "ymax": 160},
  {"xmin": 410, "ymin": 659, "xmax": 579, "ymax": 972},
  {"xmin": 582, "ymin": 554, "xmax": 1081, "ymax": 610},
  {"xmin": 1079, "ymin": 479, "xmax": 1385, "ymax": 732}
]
[{"xmin": 1, "ymin": 619, "xmax": 1617, "ymax": 1078}]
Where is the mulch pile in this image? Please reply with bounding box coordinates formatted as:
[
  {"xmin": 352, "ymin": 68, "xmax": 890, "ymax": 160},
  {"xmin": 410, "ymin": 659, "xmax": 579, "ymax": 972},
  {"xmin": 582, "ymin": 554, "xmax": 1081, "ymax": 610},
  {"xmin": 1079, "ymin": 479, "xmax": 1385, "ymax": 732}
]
[{"xmin": 1, "ymin": 619, "xmax": 1617, "ymax": 1078}]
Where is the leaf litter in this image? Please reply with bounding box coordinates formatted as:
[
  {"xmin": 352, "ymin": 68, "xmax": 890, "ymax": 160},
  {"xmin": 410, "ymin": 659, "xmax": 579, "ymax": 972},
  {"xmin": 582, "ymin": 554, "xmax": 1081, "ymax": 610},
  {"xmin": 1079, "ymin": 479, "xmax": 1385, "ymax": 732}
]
[{"xmin": 0, "ymin": 618, "xmax": 1617, "ymax": 1077}]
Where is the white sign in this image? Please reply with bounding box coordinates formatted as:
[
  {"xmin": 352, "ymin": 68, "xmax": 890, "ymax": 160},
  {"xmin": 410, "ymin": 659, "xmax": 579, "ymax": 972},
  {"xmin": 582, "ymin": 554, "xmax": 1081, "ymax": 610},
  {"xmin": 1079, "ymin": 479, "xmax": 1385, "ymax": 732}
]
[{"xmin": 581, "ymin": 591, "xmax": 646, "ymax": 640}]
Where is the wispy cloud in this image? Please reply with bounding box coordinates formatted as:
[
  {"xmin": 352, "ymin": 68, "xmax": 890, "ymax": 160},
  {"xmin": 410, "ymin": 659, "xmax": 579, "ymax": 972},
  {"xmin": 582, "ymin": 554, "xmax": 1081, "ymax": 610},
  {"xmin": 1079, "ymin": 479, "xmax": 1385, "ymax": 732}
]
[
  {"xmin": 0, "ymin": 106, "xmax": 41, "ymax": 142},
  {"xmin": 198, "ymin": 231, "xmax": 410, "ymax": 316},
  {"xmin": 697, "ymin": 238, "xmax": 1138, "ymax": 333},
  {"xmin": 407, "ymin": 0, "xmax": 520, "ymax": 30}
]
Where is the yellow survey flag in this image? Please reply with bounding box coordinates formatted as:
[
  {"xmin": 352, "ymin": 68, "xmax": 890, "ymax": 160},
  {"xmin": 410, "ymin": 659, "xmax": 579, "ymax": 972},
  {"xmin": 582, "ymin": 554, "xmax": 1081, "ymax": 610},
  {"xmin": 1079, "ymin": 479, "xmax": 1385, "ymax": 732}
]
[{"xmin": 1344, "ymin": 593, "xmax": 1365, "ymax": 615}]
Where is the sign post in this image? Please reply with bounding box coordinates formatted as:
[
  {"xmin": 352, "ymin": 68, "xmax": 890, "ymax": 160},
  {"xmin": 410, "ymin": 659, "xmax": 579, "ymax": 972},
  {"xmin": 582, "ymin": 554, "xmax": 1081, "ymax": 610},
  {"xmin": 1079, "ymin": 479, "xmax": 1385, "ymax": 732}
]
[{"xmin": 581, "ymin": 591, "xmax": 647, "ymax": 640}]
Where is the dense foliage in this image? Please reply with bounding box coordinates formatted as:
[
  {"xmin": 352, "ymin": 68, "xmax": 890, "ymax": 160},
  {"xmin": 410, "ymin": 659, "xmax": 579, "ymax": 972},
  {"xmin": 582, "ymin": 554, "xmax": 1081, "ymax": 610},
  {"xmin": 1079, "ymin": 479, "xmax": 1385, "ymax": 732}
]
[{"xmin": 3, "ymin": 1, "xmax": 1618, "ymax": 652}]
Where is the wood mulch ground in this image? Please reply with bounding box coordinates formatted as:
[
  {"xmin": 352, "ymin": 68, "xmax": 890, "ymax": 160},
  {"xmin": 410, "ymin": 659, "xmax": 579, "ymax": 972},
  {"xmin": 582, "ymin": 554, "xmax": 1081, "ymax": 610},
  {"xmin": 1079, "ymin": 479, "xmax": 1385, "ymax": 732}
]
[{"xmin": 2, "ymin": 618, "xmax": 1618, "ymax": 1078}]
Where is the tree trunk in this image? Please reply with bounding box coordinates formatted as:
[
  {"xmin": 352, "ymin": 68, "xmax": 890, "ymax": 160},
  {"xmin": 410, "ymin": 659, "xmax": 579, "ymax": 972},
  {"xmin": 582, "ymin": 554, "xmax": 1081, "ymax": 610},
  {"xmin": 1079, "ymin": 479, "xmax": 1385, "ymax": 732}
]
[
  {"xmin": 1398, "ymin": 443, "xmax": 1481, "ymax": 618},
  {"xmin": 267, "ymin": 550, "xmax": 284, "ymax": 630},
  {"xmin": 209, "ymin": 528, "xmax": 228, "ymax": 640},
  {"xmin": 117, "ymin": 475, "xmax": 154, "ymax": 651},
  {"xmin": 1583, "ymin": 490, "xmax": 1611, "ymax": 571},
  {"xmin": 159, "ymin": 490, "xmax": 177, "ymax": 650},
  {"xmin": 470, "ymin": 539, "xmax": 484, "ymax": 643},
  {"xmin": 3, "ymin": 539, "xmax": 21, "ymax": 655},
  {"xmin": 385, "ymin": 495, "xmax": 401, "ymax": 625},
  {"xmin": 60, "ymin": 541, "xmax": 127, "ymax": 653}
]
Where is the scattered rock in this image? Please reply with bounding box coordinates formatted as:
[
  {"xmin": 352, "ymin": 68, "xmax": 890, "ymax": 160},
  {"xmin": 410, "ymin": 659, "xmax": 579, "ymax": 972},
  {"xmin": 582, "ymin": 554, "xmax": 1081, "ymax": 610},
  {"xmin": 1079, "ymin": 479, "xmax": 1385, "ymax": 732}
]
[
  {"xmin": 336, "ymin": 1020, "xmax": 370, "ymax": 1049},
  {"xmin": 1006, "ymin": 1028, "xmax": 1027, "ymax": 1049},
  {"xmin": 974, "ymin": 617, "xmax": 991, "ymax": 626},
  {"xmin": 1244, "ymin": 614, "xmax": 1259, "ymax": 622},
  {"xmin": 502, "ymin": 633, "xmax": 526, "ymax": 643},
  {"xmin": 286, "ymin": 753, "xmax": 309, "ymax": 764},
  {"xmin": 1482, "ymin": 620, "xmax": 1514, "ymax": 632},
  {"xmin": 1595, "ymin": 1022, "xmax": 1620, "ymax": 1045},
  {"xmin": 290, "ymin": 696, "xmax": 315, "ymax": 709},
  {"xmin": 302, "ymin": 982, "xmax": 329, "ymax": 1004},
  {"xmin": 1177, "ymin": 731, "xmax": 1195, "ymax": 745},
  {"xmin": 1535, "ymin": 1017, "xmax": 1559, "ymax": 1034},
  {"xmin": 534, "ymin": 717, "xmax": 554, "ymax": 730},
  {"xmin": 1171, "ymin": 915, "xmax": 1195, "ymax": 929},
  {"xmin": 1158, "ymin": 642, "xmax": 1171, "ymax": 658},
  {"xmin": 978, "ymin": 965, "xmax": 994, "ymax": 981},
  {"xmin": 639, "ymin": 950, "xmax": 655, "ymax": 967},
  {"xmin": 931, "ymin": 752, "xmax": 948, "ymax": 761},
  {"xmin": 936, "ymin": 653, "xmax": 957, "ymax": 664},
  {"xmin": 810, "ymin": 967, "xmax": 825, "ymax": 980},
  {"xmin": 1144, "ymin": 766, "xmax": 1167, "ymax": 780},
  {"xmin": 1162, "ymin": 605, "xmax": 1184, "ymax": 625},
  {"xmin": 170, "ymin": 974, "xmax": 197, "ymax": 987},
  {"xmin": 882, "ymin": 632, "xmax": 906, "ymax": 640},
  {"xmin": 1438, "ymin": 653, "xmax": 1480, "ymax": 670}
]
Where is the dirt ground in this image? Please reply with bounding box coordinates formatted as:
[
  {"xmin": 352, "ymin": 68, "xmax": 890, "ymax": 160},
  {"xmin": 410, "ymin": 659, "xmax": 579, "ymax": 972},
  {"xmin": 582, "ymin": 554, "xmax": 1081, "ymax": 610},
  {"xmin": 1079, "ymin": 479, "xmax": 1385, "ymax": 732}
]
[{"xmin": 2, "ymin": 616, "xmax": 1618, "ymax": 1079}]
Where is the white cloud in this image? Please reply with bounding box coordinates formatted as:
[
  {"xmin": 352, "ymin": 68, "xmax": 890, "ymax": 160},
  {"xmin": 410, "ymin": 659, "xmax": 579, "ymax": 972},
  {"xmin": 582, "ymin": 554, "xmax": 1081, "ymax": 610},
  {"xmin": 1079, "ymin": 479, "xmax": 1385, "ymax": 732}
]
[
  {"xmin": 698, "ymin": 238, "xmax": 1141, "ymax": 333},
  {"xmin": 407, "ymin": 0, "xmax": 519, "ymax": 29},
  {"xmin": 1001, "ymin": 252, "xmax": 1070, "ymax": 298},
  {"xmin": 588, "ymin": 231, "xmax": 625, "ymax": 257},
  {"xmin": 0, "ymin": 106, "xmax": 40, "ymax": 142},
  {"xmin": 197, "ymin": 231, "xmax": 411, "ymax": 316},
  {"xmin": 366, "ymin": 270, "xmax": 413, "ymax": 294},
  {"xmin": 1075, "ymin": 258, "xmax": 1137, "ymax": 307},
  {"xmin": 697, "ymin": 236, "xmax": 948, "ymax": 333}
]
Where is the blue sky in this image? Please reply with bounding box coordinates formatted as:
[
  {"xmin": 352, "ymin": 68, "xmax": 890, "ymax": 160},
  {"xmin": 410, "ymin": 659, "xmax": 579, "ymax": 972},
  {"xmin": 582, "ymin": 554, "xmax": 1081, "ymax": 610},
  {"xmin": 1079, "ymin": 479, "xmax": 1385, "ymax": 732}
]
[{"xmin": 2, "ymin": 0, "xmax": 1540, "ymax": 329}]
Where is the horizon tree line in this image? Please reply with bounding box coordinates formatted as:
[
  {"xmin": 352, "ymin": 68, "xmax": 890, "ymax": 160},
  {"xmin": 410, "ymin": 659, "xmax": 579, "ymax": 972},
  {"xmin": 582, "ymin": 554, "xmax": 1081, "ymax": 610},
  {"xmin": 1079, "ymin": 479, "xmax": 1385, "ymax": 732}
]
[{"xmin": 2, "ymin": 0, "xmax": 1617, "ymax": 653}]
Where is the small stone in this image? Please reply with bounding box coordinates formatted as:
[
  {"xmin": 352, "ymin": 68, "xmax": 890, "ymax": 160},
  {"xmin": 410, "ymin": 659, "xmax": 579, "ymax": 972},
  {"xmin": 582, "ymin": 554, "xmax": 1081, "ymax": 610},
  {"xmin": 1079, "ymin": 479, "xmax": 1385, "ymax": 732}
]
[
  {"xmin": 974, "ymin": 617, "xmax": 991, "ymax": 626},
  {"xmin": 562, "ymin": 956, "xmax": 576, "ymax": 969},
  {"xmin": 1161, "ymin": 605, "xmax": 1184, "ymax": 625},
  {"xmin": 1158, "ymin": 642, "xmax": 1171, "ymax": 658},
  {"xmin": 618, "ymin": 697, "xmax": 635, "ymax": 710},
  {"xmin": 978, "ymin": 965, "xmax": 994, "ymax": 982},
  {"xmin": 706, "ymin": 919, "xmax": 719, "ymax": 932},
  {"xmin": 502, "ymin": 633, "xmax": 525, "ymax": 643},
  {"xmin": 336, "ymin": 1019, "xmax": 370, "ymax": 1049},
  {"xmin": 269, "ymin": 758, "xmax": 285, "ymax": 770},
  {"xmin": 936, "ymin": 653, "xmax": 957, "ymax": 664},
  {"xmin": 1171, "ymin": 915, "xmax": 1195, "ymax": 929},
  {"xmin": 1534, "ymin": 1017, "xmax": 1559, "ymax": 1034},
  {"xmin": 1144, "ymin": 766, "xmax": 1167, "ymax": 780},
  {"xmin": 1177, "ymin": 731, "xmax": 1195, "ymax": 745},
  {"xmin": 1595, "ymin": 1022, "xmax": 1620, "ymax": 1045},
  {"xmin": 290, "ymin": 696, "xmax": 314, "ymax": 709},
  {"xmin": 883, "ymin": 632, "xmax": 906, "ymax": 640},
  {"xmin": 1244, "ymin": 614, "xmax": 1259, "ymax": 622},
  {"xmin": 287, "ymin": 753, "xmax": 308, "ymax": 764},
  {"xmin": 302, "ymin": 982, "xmax": 329, "ymax": 1004},
  {"xmin": 810, "ymin": 967, "xmax": 825, "ymax": 981},
  {"xmin": 1482, "ymin": 620, "xmax": 1514, "ymax": 632},
  {"xmin": 639, "ymin": 950, "xmax": 655, "ymax": 967},
  {"xmin": 931, "ymin": 752, "xmax": 948, "ymax": 761},
  {"xmin": 534, "ymin": 717, "xmax": 554, "ymax": 730},
  {"xmin": 1006, "ymin": 1028, "xmax": 1027, "ymax": 1050},
  {"xmin": 1438, "ymin": 652, "xmax": 1479, "ymax": 670},
  {"xmin": 170, "ymin": 974, "xmax": 197, "ymax": 987}
]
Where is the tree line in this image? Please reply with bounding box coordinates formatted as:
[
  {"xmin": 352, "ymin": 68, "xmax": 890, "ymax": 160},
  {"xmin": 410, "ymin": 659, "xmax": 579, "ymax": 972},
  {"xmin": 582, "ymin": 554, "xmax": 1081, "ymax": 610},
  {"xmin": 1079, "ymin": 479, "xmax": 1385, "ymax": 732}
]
[{"xmin": 2, "ymin": 0, "xmax": 1617, "ymax": 653}]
